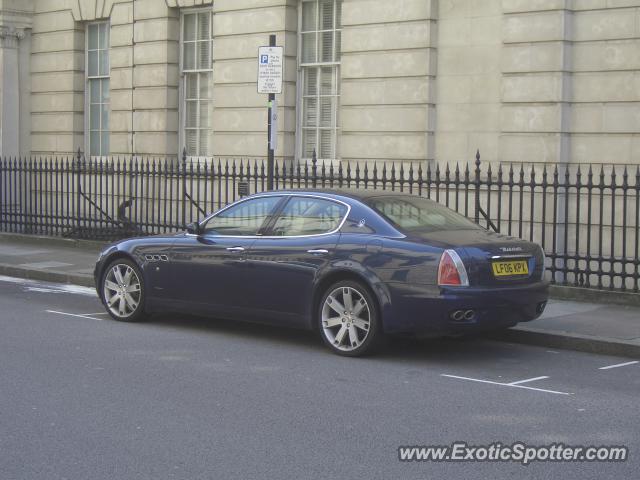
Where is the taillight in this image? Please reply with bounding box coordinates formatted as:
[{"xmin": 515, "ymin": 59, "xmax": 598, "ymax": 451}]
[{"xmin": 438, "ymin": 249, "xmax": 469, "ymax": 287}]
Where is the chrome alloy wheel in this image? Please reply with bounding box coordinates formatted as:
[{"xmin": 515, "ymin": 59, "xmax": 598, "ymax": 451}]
[
  {"xmin": 321, "ymin": 286, "xmax": 371, "ymax": 352},
  {"xmin": 103, "ymin": 263, "xmax": 142, "ymax": 319}
]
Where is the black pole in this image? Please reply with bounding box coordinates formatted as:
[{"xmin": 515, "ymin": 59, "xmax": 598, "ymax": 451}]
[
  {"xmin": 182, "ymin": 147, "xmax": 187, "ymax": 228},
  {"xmin": 474, "ymin": 149, "xmax": 481, "ymax": 224},
  {"xmin": 267, "ymin": 34, "xmax": 276, "ymax": 191},
  {"xmin": 76, "ymin": 148, "xmax": 83, "ymax": 233}
]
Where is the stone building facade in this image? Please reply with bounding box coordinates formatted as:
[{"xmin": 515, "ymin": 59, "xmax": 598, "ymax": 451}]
[{"xmin": 1, "ymin": 0, "xmax": 639, "ymax": 165}]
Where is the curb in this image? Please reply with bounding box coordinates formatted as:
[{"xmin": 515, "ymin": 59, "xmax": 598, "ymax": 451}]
[
  {"xmin": 0, "ymin": 232, "xmax": 107, "ymax": 251},
  {"xmin": 549, "ymin": 284, "xmax": 640, "ymax": 308},
  {"xmin": 489, "ymin": 326, "xmax": 640, "ymax": 359},
  {"xmin": 0, "ymin": 264, "xmax": 95, "ymax": 288}
]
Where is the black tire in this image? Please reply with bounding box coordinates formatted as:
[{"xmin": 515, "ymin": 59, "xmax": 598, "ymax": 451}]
[
  {"xmin": 317, "ymin": 280, "xmax": 381, "ymax": 357},
  {"xmin": 100, "ymin": 258, "xmax": 146, "ymax": 322}
]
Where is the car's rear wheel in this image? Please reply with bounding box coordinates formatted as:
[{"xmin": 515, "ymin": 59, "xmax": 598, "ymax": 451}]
[
  {"xmin": 101, "ymin": 259, "xmax": 146, "ymax": 322},
  {"xmin": 318, "ymin": 280, "xmax": 380, "ymax": 357}
]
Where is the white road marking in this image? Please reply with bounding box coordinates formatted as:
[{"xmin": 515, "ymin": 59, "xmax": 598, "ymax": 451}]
[
  {"xmin": 598, "ymin": 360, "xmax": 639, "ymax": 370},
  {"xmin": 46, "ymin": 310, "xmax": 104, "ymax": 321},
  {"xmin": 19, "ymin": 261, "xmax": 73, "ymax": 269},
  {"xmin": 441, "ymin": 374, "xmax": 572, "ymax": 396},
  {"xmin": 0, "ymin": 275, "xmax": 35, "ymax": 284},
  {"xmin": 508, "ymin": 376, "xmax": 549, "ymax": 385},
  {"xmin": 0, "ymin": 275, "xmax": 95, "ymax": 296},
  {"xmin": 26, "ymin": 287, "xmax": 70, "ymax": 294},
  {"xmin": 0, "ymin": 246, "xmax": 50, "ymax": 256}
]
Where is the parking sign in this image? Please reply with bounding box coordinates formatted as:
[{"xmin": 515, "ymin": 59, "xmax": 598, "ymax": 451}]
[{"xmin": 257, "ymin": 46, "xmax": 283, "ymax": 94}]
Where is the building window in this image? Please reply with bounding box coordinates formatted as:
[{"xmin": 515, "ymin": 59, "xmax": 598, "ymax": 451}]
[
  {"xmin": 86, "ymin": 22, "xmax": 109, "ymax": 157},
  {"xmin": 181, "ymin": 10, "xmax": 213, "ymax": 157},
  {"xmin": 299, "ymin": 0, "xmax": 342, "ymax": 161}
]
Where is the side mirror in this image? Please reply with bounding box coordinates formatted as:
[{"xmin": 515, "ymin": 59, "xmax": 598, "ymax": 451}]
[{"xmin": 186, "ymin": 222, "xmax": 201, "ymax": 235}]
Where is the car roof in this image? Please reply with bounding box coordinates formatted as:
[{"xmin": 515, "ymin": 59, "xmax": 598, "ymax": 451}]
[{"xmin": 250, "ymin": 188, "xmax": 427, "ymax": 203}]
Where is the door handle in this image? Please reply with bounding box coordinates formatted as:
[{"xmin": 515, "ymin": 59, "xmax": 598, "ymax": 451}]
[
  {"xmin": 226, "ymin": 246, "xmax": 246, "ymax": 253},
  {"xmin": 307, "ymin": 249, "xmax": 329, "ymax": 255}
]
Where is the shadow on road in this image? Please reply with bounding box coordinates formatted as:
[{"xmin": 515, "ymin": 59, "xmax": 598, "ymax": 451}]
[{"xmin": 143, "ymin": 312, "xmax": 522, "ymax": 365}]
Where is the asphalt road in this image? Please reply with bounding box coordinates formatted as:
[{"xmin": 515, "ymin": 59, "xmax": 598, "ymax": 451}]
[{"xmin": 1, "ymin": 275, "xmax": 638, "ymax": 480}]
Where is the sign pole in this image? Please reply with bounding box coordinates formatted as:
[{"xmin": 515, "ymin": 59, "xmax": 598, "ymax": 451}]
[
  {"xmin": 267, "ymin": 34, "xmax": 276, "ymax": 190},
  {"xmin": 257, "ymin": 34, "xmax": 282, "ymax": 191}
]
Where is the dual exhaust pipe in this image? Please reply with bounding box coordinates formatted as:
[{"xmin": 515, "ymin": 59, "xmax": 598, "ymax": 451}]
[{"xmin": 450, "ymin": 309, "xmax": 476, "ymax": 322}]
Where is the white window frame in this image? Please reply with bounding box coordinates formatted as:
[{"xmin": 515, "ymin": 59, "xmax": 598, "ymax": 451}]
[
  {"xmin": 179, "ymin": 8, "xmax": 214, "ymax": 158},
  {"xmin": 85, "ymin": 20, "xmax": 110, "ymax": 158},
  {"xmin": 296, "ymin": 0, "xmax": 342, "ymax": 164}
]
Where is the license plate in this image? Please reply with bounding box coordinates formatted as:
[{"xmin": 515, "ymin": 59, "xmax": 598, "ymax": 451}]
[{"xmin": 492, "ymin": 260, "xmax": 529, "ymax": 277}]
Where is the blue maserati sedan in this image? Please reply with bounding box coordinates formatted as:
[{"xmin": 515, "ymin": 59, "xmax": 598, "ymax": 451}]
[{"xmin": 94, "ymin": 189, "xmax": 549, "ymax": 356}]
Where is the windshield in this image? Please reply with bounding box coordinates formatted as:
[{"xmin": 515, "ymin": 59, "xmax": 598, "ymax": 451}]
[{"xmin": 367, "ymin": 196, "xmax": 480, "ymax": 233}]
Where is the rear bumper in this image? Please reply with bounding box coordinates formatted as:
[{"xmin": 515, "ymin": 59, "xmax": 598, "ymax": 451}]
[{"xmin": 384, "ymin": 280, "xmax": 549, "ymax": 336}]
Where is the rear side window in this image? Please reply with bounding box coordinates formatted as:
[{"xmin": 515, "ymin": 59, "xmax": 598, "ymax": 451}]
[
  {"xmin": 202, "ymin": 196, "xmax": 282, "ymax": 236},
  {"xmin": 367, "ymin": 196, "xmax": 479, "ymax": 232},
  {"xmin": 271, "ymin": 197, "xmax": 347, "ymax": 236}
]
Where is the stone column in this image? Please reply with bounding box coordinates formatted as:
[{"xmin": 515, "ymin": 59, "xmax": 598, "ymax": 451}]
[
  {"xmin": 108, "ymin": 0, "xmax": 181, "ymax": 156},
  {"xmin": 434, "ymin": 0, "xmax": 503, "ymax": 165},
  {"xmin": 500, "ymin": 0, "xmax": 573, "ymax": 164},
  {"xmin": 0, "ymin": 26, "xmax": 26, "ymax": 157},
  {"xmin": 340, "ymin": 0, "xmax": 438, "ymax": 165},
  {"xmin": 212, "ymin": 0, "xmax": 297, "ymax": 160},
  {"xmin": 501, "ymin": 0, "xmax": 574, "ymax": 280}
]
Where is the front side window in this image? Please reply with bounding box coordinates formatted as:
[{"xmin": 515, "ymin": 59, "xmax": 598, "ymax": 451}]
[
  {"xmin": 202, "ymin": 196, "xmax": 282, "ymax": 236},
  {"xmin": 181, "ymin": 10, "xmax": 213, "ymax": 156},
  {"xmin": 271, "ymin": 196, "xmax": 347, "ymax": 236},
  {"xmin": 299, "ymin": 0, "xmax": 342, "ymax": 161},
  {"xmin": 87, "ymin": 22, "xmax": 109, "ymax": 156}
]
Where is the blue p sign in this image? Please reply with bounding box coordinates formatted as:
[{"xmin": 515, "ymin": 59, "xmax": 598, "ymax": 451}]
[{"xmin": 260, "ymin": 54, "xmax": 269, "ymax": 64}]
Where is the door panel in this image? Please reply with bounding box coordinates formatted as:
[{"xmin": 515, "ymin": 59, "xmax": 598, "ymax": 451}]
[
  {"xmin": 247, "ymin": 235, "xmax": 340, "ymax": 324},
  {"xmin": 166, "ymin": 195, "xmax": 284, "ymax": 316},
  {"xmin": 169, "ymin": 236, "xmax": 256, "ymax": 314},
  {"xmin": 244, "ymin": 196, "xmax": 348, "ymax": 325}
]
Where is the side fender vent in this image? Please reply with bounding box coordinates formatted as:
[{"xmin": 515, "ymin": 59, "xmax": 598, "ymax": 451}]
[{"xmin": 145, "ymin": 254, "xmax": 169, "ymax": 262}]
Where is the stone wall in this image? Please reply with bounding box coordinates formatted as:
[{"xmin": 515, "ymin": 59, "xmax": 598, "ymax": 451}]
[
  {"xmin": 6, "ymin": 0, "xmax": 640, "ymax": 163},
  {"xmin": 500, "ymin": 0, "xmax": 640, "ymax": 165}
]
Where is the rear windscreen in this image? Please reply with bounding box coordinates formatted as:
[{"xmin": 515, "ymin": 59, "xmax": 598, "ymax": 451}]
[{"xmin": 367, "ymin": 196, "xmax": 480, "ymax": 232}]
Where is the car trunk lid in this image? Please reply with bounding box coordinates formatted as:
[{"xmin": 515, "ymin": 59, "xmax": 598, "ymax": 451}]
[{"xmin": 405, "ymin": 228, "xmax": 544, "ymax": 287}]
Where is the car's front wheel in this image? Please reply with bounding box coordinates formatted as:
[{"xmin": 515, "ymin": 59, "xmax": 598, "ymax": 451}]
[
  {"xmin": 318, "ymin": 280, "xmax": 381, "ymax": 357},
  {"xmin": 101, "ymin": 258, "xmax": 146, "ymax": 322}
]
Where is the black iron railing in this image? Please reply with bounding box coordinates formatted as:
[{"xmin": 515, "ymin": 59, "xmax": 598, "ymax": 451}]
[{"xmin": 1, "ymin": 150, "xmax": 639, "ymax": 292}]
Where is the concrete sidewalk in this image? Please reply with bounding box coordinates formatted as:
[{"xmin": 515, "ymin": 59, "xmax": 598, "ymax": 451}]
[
  {"xmin": 1, "ymin": 232, "xmax": 639, "ymax": 359},
  {"xmin": 0, "ymin": 234, "xmax": 101, "ymax": 287}
]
